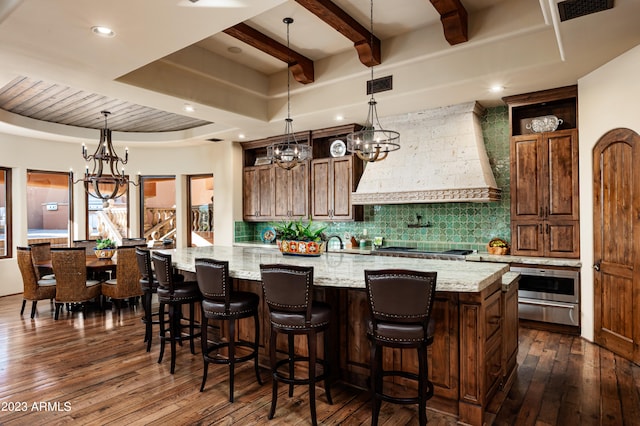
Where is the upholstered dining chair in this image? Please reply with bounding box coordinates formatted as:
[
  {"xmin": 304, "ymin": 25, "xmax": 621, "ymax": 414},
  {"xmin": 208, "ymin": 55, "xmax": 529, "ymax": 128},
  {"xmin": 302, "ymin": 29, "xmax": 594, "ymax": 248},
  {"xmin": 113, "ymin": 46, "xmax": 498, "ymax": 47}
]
[
  {"xmin": 259, "ymin": 263, "xmax": 334, "ymax": 426},
  {"xmin": 51, "ymin": 247, "xmax": 102, "ymax": 320},
  {"xmin": 101, "ymin": 246, "xmax": 143, "ymax": 312},
  {"xmin": 17, "ymin": 246, "xmax": 56, "ymax": 319},
  {"xmin": 195, "ymin": 258, "xmax": 262, "ymax": 402},
  {"xmin": 152, "ymin": 251, "xmax": 201, "ymax": 374},
  {"xmin": 29, "ymin": 241, "xmax": 54, "ymax": 280},
  {"xmin": 364, "ymin": 269, "xmax": 438, "ymax": 426}
]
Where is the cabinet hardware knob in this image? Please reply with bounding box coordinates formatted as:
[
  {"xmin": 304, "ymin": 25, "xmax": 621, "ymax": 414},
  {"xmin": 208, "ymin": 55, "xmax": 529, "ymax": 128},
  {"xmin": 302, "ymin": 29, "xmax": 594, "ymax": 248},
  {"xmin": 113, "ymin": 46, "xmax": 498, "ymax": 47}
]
[{"xmin": 593, "ymin": 262, "xmax": 601, "ymax": 272}]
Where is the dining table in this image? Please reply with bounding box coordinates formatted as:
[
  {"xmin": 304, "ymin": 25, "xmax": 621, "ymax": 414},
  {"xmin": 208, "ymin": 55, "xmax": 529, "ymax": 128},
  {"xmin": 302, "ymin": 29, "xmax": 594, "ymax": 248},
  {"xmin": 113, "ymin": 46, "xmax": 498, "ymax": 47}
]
[{"xmin": 35, "ymin": 256, "xmax": 117, "ymax": 276}]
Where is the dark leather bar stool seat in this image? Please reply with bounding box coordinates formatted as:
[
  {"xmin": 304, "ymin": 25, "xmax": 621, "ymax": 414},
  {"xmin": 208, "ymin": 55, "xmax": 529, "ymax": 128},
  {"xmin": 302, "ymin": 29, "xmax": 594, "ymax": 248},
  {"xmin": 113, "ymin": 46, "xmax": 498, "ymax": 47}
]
[
  {"xmin": 195, "ymin": 258, "xmax": 262, "ymax": 402},
  {"xmin": 259, "ymin": 263, "xmax": 333, "ymax": 426},
  {"xmin": 151, "ymin": 251, "xmax": 201, "ymax": 374},
  {"xmin": 364, "ymin": 269, "xmax": 438, "ymax": 426}
]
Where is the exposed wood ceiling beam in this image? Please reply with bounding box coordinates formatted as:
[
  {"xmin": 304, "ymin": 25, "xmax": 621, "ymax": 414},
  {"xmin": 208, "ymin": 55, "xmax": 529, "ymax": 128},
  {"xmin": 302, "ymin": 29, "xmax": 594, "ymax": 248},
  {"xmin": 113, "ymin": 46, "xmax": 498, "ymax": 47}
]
[
  {"xmin": 295, "ymin": 0, "xmax": 380, "ymax": 67},
  {"xmin": 429, "ymin": 0, "xmax": 468, "ymax": 45},
  {"xmin": 223, "ymin": 22, "xmax": 314, "ymax": 84}
]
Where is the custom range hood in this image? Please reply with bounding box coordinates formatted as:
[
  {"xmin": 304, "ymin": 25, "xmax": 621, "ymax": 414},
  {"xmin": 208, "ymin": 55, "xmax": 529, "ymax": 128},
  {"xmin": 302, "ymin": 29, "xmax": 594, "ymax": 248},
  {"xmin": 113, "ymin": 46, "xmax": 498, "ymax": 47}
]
[{"xmin": 351, "ymin": 101, "xmax": 501, "ymax": 204}]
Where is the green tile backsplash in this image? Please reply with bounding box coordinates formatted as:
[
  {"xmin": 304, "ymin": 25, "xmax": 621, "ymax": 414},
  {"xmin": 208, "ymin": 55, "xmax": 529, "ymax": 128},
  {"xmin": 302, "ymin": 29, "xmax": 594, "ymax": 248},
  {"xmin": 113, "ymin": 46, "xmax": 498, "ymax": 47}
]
[{"xmin": 236, "ymin": 106, "xmax": 511, "ymax": 252}]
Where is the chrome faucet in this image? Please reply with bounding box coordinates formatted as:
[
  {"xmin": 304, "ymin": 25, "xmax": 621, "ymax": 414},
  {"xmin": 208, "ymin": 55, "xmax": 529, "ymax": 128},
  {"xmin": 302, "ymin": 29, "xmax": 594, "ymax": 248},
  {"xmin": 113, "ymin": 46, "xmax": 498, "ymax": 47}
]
[{"xmin": 326, "ymin": 235, "xmax": 344, "ymax": 251}]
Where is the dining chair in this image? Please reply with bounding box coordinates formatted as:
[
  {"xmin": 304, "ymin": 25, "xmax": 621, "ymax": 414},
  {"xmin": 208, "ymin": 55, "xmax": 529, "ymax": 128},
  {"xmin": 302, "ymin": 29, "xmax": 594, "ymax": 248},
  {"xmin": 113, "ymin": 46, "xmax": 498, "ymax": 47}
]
[
  {"xmin": 101, "ymin": 246, "xmax": 143, "ymax": 312},
  {"xmin": 51, "ymin": 247, "xmax": 102, "ymax": 320},
  {"xmin": 364, "ymin": 269, "xmax": 438, "ymax": 426},
  {"xmin": 17, "ymin": 247, "xmax": 56, "ymax": 319},
  {"xmin": 29, "ymin": 241, "xmax": 54, "ymax": 280},
  {"xmin": 259, "ymin": 263, "xmax": 334, "ymax": 426}
]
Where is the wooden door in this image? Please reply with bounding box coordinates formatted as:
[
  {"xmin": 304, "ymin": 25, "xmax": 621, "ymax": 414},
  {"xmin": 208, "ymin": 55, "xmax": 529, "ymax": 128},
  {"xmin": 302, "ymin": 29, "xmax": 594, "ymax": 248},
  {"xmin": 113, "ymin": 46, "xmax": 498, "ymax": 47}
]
[
  {"xmin": 593, "ymin": 128, "xmax": 640, "ymax": 363},
  {"xmin": 511, "ymin": 134, "xmax": 543, "ymax": 221},
  {"xmin": 310, "ymin": 158, "xmax": 331, "ymax": 220},
  {"xmin": 243, "ymin": 167, "xmax": 259, "ymax": 220},
  {"xmin": 289, "ymin": 162, "xmax": 308, "ymax": 218},
  {"xmin": 273, "ymin": 166, "xmax": 291, "ymax": 218},
  {"xmin": 546, "ymin": 129, "xmax": 579, "ymax": 220},
  {"xmin": 331, "ymin": 157, "xmax": 353, "ymax": 219},
  {"xmin": 256, "ymin": 166, "xmax": 274, "ymax": 219}
]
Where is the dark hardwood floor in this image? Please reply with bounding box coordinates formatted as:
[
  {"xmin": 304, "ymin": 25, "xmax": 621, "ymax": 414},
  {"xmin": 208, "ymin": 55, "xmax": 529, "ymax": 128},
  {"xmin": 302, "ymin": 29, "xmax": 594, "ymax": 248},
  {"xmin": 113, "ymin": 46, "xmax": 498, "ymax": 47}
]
[{"xmin": 1, "ymin": 293, "xmax": 639, "ymax": 425}]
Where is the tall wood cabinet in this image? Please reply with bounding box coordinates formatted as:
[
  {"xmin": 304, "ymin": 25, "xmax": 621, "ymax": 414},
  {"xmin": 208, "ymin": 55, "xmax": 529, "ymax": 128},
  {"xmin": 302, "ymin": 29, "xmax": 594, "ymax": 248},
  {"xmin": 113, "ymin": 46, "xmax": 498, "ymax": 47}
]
[
  {"xmin": 310, "ymin": 156, "xmax": 362, "ymax": 221},
  {"xmin": 241, "ymin": 124, "xmax": 363, "ymax": 222},
  {"xmin": 504, "ymin": 86, "xmax": 580, "ymax": 258}
]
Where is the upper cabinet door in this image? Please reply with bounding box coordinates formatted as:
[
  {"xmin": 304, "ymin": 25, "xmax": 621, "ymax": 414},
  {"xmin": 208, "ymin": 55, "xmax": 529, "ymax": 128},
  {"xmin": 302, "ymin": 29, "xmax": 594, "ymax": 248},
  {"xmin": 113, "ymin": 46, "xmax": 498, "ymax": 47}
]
[
  {"xmin": 511, "ymin": 134, "xmax": 544, "ymax": 220},
  {"xmin": 546, "ymin": 129, "xmax": 579, "ymax": 220}
]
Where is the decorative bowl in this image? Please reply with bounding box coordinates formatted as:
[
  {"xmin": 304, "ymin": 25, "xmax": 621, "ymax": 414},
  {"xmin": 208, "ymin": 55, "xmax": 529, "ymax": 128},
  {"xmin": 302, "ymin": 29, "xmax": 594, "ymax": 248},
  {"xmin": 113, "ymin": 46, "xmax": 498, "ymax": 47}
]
[
  {"xmin": 526, "ymin": 115, "xmax": 563, "ymax": 133},
  {"xmin": 94, "ymin": 248, "xmax": 116, "ymax": 259},
  {"xmin": 277, "ymin": 240, "xmax": 326, "ymax": 257}
]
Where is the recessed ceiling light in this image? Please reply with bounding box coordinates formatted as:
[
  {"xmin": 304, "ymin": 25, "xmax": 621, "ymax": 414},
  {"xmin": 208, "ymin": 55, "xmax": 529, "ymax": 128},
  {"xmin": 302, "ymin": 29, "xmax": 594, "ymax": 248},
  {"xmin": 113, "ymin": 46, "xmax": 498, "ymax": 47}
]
[
  {"xmin": 238, "ymin": 134, "xmax": 246, "ymax": 139},
  {"xmin": 228, "ymin": 46, "xmax": 242, "ymax": 54},
  {"xmin": 490, "ymin": 85, "xmax": 505, "ymax": 93},
  {"xmin": 335, "ymin": 115, "xmax": 345, "ymax": 121},
  {"xmin": 91, "ymin": 26, "xmax": 115, "ymax": 37},
  {"xmin": 184, "ymin": 104, "xmax": 195, "ymax": 113}
]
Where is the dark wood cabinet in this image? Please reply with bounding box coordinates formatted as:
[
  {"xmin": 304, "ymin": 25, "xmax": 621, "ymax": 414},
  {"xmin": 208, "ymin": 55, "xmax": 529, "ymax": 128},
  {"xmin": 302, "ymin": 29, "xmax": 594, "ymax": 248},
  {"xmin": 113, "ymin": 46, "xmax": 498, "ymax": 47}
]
[
  {"xmin": 273, "ymin": 162, "xmax": 308, "ymax": 219},
  {"xmin": 241, "ymin": 124, "xmax": 363, "ymax": 223},
  {"xmin": 505, "ymin": 86, "xmax": 580, "ymax": 258},
  {"xmin": 243, "ymin": 165, "xmax": 274, "ymax": 221},
  {"xmin": 310, "ymin": 156, "xmax": 362, "ymax": 221}
]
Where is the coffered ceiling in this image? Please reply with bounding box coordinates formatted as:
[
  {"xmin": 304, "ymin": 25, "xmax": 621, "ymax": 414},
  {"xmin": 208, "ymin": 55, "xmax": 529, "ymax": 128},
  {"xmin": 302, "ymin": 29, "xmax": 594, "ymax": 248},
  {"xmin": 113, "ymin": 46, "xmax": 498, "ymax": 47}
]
[{"xmin": 0, "ymin": 0, "xmax": 638, "ymax": 145}]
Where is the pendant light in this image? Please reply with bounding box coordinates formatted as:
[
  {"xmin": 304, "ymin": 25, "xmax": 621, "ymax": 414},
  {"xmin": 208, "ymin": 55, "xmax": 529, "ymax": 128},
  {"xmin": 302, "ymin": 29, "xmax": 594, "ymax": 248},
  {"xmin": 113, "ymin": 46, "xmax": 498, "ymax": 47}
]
[
  {"xmin": 266, "ymin": 17, "xmax": 311, "ymax": 170},
  {"xmin": 346, "ymin": 0, "xmax": 400, "ymax": 162},
  {"xmin": 76, "ymin": 111, "xmax": 138, "ymax": 207}
]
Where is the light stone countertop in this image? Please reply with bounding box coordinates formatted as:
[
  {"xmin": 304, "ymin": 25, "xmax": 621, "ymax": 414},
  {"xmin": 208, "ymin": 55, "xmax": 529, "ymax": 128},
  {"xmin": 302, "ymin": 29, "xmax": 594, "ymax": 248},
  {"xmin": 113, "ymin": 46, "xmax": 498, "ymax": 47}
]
[{"xmin": 161, "ymin": 246, "xmax": 509, "ymax": 293}]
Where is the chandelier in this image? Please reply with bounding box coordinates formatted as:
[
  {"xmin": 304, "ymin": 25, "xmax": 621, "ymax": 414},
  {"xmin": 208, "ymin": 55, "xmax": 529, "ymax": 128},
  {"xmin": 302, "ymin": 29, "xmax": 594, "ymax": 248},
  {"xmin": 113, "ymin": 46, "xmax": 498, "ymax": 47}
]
[
  {"xmin": 77, "ymin": 111, "xmax": 138, "ymax": 206},
  {"xmin": 266, "ymin": 17, "xmax": 311, "ymax": 170},
  {"xmin": 346, "ymin": 0, "xmax": 400, "ymax": 162}
]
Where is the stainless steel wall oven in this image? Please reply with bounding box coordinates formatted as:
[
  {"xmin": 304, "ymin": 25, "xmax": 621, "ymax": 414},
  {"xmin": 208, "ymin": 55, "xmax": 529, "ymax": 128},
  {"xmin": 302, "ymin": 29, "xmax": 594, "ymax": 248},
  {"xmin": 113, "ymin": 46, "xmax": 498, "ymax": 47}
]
[{"xmin": 511, "ymin": 266, "xmax": 580, "ymax": 328}]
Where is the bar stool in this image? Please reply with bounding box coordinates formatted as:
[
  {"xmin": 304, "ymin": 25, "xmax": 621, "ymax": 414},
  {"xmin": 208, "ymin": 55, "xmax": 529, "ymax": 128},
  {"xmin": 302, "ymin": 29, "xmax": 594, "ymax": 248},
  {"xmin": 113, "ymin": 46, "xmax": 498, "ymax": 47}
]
[
  {"xmin": 364, "ymin": 269, "xmax": 438, "ymax": 426},
  {"xmin": 136, "ymin": 247, "xmax": 160, "ymax": 352},
  {"xmin": 259, "ymin": 263, "xmax": 333, "ymax": 426},
  {"xmin": 195, "ymin": 258, "xmax": 262, "ymax": 401},
  {"xmin": 151, "ymin": 251, "xmax": 201, "ymax": 374}
]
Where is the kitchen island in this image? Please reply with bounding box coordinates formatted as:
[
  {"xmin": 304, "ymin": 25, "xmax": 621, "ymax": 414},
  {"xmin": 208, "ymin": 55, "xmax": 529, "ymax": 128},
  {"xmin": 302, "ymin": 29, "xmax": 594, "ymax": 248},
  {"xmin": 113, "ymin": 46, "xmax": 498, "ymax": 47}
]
[{"xmin": 165, "ymin": 245, "xmax": 515, "ymax": 426}]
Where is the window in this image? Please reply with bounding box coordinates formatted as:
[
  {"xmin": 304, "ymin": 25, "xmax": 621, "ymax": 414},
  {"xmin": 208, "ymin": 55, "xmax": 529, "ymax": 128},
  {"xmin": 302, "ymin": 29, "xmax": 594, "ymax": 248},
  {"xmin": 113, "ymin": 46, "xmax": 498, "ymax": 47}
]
[
  {"xmin": 0, "ymin": 167, "xmax": 11, "ymax": 258},
  {"xmin": 187, "ymin": 174, "xmax": 213, "ymax": 247},
  {"xmin": 27, "ymin": 170, "xmax": 72, "ymax": 248},
  {"xmin": 140, "ymin": 176, "xmax": 176, "ymax": 247},
  {"xmin": 85, "ymin": 183, "xmax": 130, "ymax": 243}
]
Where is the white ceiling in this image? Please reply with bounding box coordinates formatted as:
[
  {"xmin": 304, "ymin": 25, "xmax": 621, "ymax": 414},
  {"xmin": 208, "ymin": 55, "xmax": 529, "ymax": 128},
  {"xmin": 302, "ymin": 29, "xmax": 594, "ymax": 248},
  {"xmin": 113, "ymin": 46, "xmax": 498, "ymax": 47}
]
[{"xmin": 0, "ymin": 0, "xmax": 639, "ymax": 146}]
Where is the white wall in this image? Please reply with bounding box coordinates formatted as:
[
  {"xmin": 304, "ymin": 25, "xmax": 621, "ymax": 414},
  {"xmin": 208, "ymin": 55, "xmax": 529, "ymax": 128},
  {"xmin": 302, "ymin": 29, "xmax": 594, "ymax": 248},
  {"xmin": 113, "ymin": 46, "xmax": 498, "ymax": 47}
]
[
  {"xmin": 0, "ymin": 132, "xmax": 237, "ymax": 296},
  {"xmin": 578, "ymin": 44, "xmax": 640, "ymax": 340}
]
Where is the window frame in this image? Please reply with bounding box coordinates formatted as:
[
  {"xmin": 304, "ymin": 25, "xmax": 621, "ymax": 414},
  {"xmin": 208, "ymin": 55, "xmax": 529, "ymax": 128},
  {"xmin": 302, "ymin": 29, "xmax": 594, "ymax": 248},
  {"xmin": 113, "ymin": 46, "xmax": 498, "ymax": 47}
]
[{"xmin": 0, "ymin": 167, "xmax": 12, "ymax": 259}]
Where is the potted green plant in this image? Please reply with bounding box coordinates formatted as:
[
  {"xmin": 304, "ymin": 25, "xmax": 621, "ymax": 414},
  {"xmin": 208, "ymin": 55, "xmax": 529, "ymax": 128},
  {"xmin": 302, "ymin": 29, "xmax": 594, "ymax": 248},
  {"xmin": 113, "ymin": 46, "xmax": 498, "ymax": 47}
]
[
  {"xmin": 273, "ymin": 218, "xmax": 327, "ymax": 256},
  {"xmin": 94, "ymin": 238, "xmax": 116, "ymax": 259}
]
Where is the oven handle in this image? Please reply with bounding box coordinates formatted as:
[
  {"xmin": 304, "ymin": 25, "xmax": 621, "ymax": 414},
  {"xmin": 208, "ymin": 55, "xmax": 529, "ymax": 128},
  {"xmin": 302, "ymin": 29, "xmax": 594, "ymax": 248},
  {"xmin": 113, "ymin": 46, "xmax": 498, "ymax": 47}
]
[{"xmin": 518, "ymin": 299, "xmax": 576, "ymax": 310}]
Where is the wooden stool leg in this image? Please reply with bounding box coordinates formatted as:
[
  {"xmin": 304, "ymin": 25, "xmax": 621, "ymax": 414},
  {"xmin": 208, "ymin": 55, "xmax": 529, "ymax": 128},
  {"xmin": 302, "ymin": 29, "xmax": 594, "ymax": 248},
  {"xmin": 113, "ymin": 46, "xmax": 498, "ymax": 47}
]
[
  {"xmin": 268, "ymin": 327, "xmax": 279, "ymax": 420},
  {"xmin": 308, "ymin": 330, "xmax": 318, "ymax": 426},
  {"xmin": 200, "ymin": 315, "xmax": 209, "ymax": 392},
  {"xmin": 418, "ymin": 345, "xmax": 428, "ymax": 426},
  {"xmin": 157, "ymin": 303, "xmax": 166, "ymax": 364},
  {"xmin": 228, "ymin": 317, "xmax": 236, "ymax": 402},
  {"xmin": 371, "ymin": 341, "xmax": 382, "ymax": 426},
  {"xmin": 323, "ymin": 329, "xmax": 333, "ymax": 404},
  {"xmin": 287, "ymin": 334, "xmax": 295, "ymax": 397}
]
